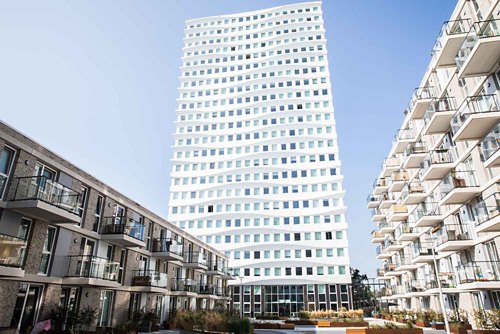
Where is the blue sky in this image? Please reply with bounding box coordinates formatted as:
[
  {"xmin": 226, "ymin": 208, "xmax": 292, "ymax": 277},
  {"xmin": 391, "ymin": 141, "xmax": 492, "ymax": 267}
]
[{"xmin": 0, "ymin": 0, "xmax": 456, "ymax": 276}]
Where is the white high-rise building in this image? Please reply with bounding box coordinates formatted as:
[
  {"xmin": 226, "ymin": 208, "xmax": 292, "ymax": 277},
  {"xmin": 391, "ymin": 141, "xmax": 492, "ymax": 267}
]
[{"xmin": 168, "ymin": 1, "xmax": 352, "ymax": 316}]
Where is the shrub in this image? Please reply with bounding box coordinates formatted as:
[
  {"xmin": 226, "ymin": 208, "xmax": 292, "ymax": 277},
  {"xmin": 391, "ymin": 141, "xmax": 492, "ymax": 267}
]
[{"xmin": 473, "ymin": 309, "xmax": 500, "ymax": 330}]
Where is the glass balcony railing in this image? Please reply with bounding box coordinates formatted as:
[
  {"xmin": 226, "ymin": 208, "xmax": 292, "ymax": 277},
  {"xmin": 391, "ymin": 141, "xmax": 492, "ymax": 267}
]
[
  {"xmin": 421, "ymin": 148, "xmax": 456, "ymax": 174},
  {"xmin": 366, "ymin": 194, "xmax": 382, "ymax": 204},
  {"xmin": 65, "ymin": 255, "xmax": 119, "ymax": 281},
  {"xmin": 371, "ymin": 208, "xmax": 385, "ymax": 218},
  {"xmin": 100, "ymin": 216, "xmax": 145, "ymax": 241},
  {"xmin": 394, "ymin": 128, "xmax": 416, "ymax": 141},
  {"xmin": 184, "ymin": 252, "xmax": 207, "ymax": 266},
  {"xmin": 373, "ymin": 178, "xmax": 387, "ymax": 189},
  {"xmin": 395, "ymin": 223, "xmax": 419, "ymax": 239},
  {"xmin": 371, "ymin": 230, "xmax": 385, "ymax": 240},
  {"xmin": 199, "ymin": 284, "xmax": 225, "ymax": 296},
  {"xmin": 152, "ymin": 238, "xmax": 183, "ymax": 256},
  {"xmin": 401, "ymin": 181, "xmax": 425, "ymax": 199},
  {"xmin": 472, "ymin": 192, "xmax": 500, "ymax": 226},
  {"xmin": 0, "ymin": 232, "xmax": 27, "ymax": 268},
  {"xmin": 384, "ymin": 262, "xmax": 397, "ymax": 273},
  {"xmin": 411, "ymin": 242, "xmax": 434, "ymax": 259},
  {"xmin": 132, "ymin": 269, "xmax": 168, "ymax": 288},
  {"xmin": 404, "ymin": 142, "xmax": 427, "ymax": 157},
  {"xmin": 479, "ymin": 124, "xmax": 500, "ymax": 162},
  {"xmin": 432, "ymin": 19, "xmax": 471, "ymax": 56},
  {"xmin": 456, "ymin": 19, "xmax": 500, "ymax": 71},
  {"xmin": 376, "ymin": 268, "xmax": 385, "ymax": 277},
  {"xmin": 438, "ymin": 170, "xmax": 479, "ymax": 199},
  {"xmin": 433, "ymin": 223, "xmax": 473, "ymax": 247},
  {"xmin": 10, "ymin": 176, "xmax": 81, "ymax": 215},
  {"xmin": 451, "ymin": 94, "xmax": 500, "ymax": 134},
  {"xmin": 378, "ymin": 220, "xmax": 392, "ymax": 230},
  {"xmin": 408, "ymin": 86, "xmax": 435, "ymax": 110},
  {"xmin": 207, "ymin": 260, "xmax": 226, "ymax": 272},
  {"xmin": 456, "ymin": 261, "xmax": 500, "ymax": 284},
  {"xmin": 424, "ymin": 97, "xmax": 457, "ymax": 121},
  {"xmin": 171, "ymin": 278, "xmax": 199, "ymax": 293},
  {"xmin": 409, "ymin": 201, "xmax": 441, "ymax": 223}
]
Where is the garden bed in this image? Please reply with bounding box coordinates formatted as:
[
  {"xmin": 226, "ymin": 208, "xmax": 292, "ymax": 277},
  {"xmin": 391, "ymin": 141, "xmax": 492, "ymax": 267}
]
[
  {"xmin": 253, "ymin": 323, "xmax": 295, "ymax": 330},
  {"xmin": 472, "ymin": 331, "xmax": 500, "ymax": 334},
  {"xmin": 285, "ymin": 320, "xmax": 368, "ymax": 328},
  {"xmin": 346, "ymin": 328, "xmax": 423, "ymax": 334}
]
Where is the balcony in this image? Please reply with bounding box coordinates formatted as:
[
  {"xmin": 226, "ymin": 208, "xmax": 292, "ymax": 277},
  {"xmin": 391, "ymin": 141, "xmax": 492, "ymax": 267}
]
[
  {"xmin": 420, "ymin": 148, "xmax": 456, "ymax": 181},
  {"xmin": 152, "ymin": 238, "xmax": 184, "ymax": 261},
  {"xmin": 451, "ymin": 94, "xmax": 500, "ymax": 141},
  {"xmin": 378, "ymin": 220, "xmax": 395, "ymax": 234},
  {"xmin": 199, "ymin": 285, "xmax": 226, "ymax": 297},
  {"xmin": 393, "ymin": 128, "xmax": 417, "ymax": 154},
  {"xmin": 371, "ymin": 208, "xmax": 386, "ymax": 222},
  {"xmin": 456, "ymin": 261, "xmax": 500, "ymax": 288},
  {"xmin": 434, "ymin": 223, "xmax": 474, "ymax": 252},
  {"xmin": 171, "ymin": 278, "xmax": 199, "ymax": 294},
  {"xmin": 401, "ymin": 181, "xmax": 426, "ymax": 205},
  {"xmin": 479, "ymin": 124, "xmax": 500, "ymax": 168},
  {"xmin": 373, "ymin": 178, "xmax": 389, "ymax": 195},
  {"xmin": 7, "ymin": 176, "xmax": 81, "ymax": 224},
  {"xmin": 423, "ymin": 97, "xmax": 458, "ymax": 135},
  {"xmin": 388, "ymin": 171, "xmax": 409, "ymax": 192},
  {"xmin": 64, "ymin": 255, "xmax": 120, "ymax": 288},
  {"xmin": 387, "ymin": 204, "xmax": 408, "ymax": 222},
  {"xmin": 474, "ymin": 192, "xmax": 500, "ymax": 233},
  {"xmin": 411, "ymin": 244, "xmax": 435, "ymax": 264},
  {"xmin": 411, "ymin": 202, "xmax": 443, "ymax": 228},
  {"xmin": 382, "ymin": 156, "xmax": 402, "ymax": 177},
  {"xmin": 100, "ymin": 217, "xmax": 146, "ymax": 248},
  {"xmin": 379, "ymin": 192, "xmax": 397, "ymax": 209},
  {"xmin": 395, "ymin": 223, "xmax": 420, "ymax": 242},
  {"xmin": 376, "ymin": 268, "xmax": 389, "ymax": 280},
  {"xmin": 384, "ymin": 262, "xmax": 403, "ymax": 276},
  {"xmin": 376, "ymin": 245, "xmax": 392, "ymax": 259},
  {"xmin": 184, "ymin": 252, "xmax": 208, "ymax": 270},
  {"xmin": 367, "ymin": 194, "xmax": 382, "ymax": 209},
  {"xmin": 407, "ymin": 86, "xmax": 435, "ymax": 119},
  {"xmin": 0, "ymin": 232, "xmax": 26, "ymax": 277},
  {"xmin": 403, "ymin": 143, "xmax": 427, "ymax": 169},
  {"xmin": 385, "ymin": 239, "xmax": 404, "ymax": 252},
  {"xmin": 371, "ymin": 230, "xmax": 385, "ymax": 243},
  {"xmin": 395, "ymin": 256, "xmax": 420, "ymax": 271},
  {"xmin": 406, "ymin": 280, "xmax": 430, "ymax": 295},
  {"xmin": 438, "ymin": 170, "xmax": 481, "ymax": 205},
  {"xmin": 132, "ymin": 270, "xmax": 168, "ymax": 290},
  {"xmin": 457, "ymin": 19, "xmax": 500, "ymax": 78},
  {"xmin": 207, "ymin": 261, "xmax": 226, "ymax": 276},
  {"xmin": 432, "ymin": 19, "xmax": 471, "ymax": 68}
]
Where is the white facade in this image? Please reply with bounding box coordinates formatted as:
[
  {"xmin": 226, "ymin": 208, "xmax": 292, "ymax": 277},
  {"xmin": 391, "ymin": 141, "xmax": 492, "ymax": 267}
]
[
  {"xmin": 369, "ymin": 0, "xmax": 500, "ymax": 323},
  {"xmin": 168, "ymin": 2, "xmax": 351, "ymax": 314}
]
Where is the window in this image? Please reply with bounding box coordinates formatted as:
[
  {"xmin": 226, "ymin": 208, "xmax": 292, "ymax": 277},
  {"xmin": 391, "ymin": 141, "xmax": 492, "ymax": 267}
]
[
  {"xmin": 93, "ymin": 195, "xmax": 104, "ymax": 232},
  {"xmin": 0, "ymin": 146, "xmax": 15, "ymax": 197},
  {"xmin": 39, "ymin": 226, "xmax": 57, "ymax": 275},
  {"xmin": 326, "ymin": 232, "xmax": 332, "ymax": 240}
]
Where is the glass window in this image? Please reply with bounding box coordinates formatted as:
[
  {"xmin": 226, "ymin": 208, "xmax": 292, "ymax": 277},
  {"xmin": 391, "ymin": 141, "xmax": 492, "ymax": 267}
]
[{"xmin": 39, "ymin": 226, "xmax": 56, "ymax": 275}]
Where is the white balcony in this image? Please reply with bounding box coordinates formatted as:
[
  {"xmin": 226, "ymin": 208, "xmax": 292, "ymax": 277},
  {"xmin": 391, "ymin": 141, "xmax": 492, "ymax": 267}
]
[
  {"xmin": 420, "ymin": 148, "xmax": 456, "ymax": 181},
  {"xmin": 438, "ymin": 170, "xmax": 481, "ymax": 206},
  {"xmin": 371, "ymin": 208, "xmax": 386, "ymax": 222},
  {"xmin": 432, "ymin": 19, "xmax": 471, "ymax": 68},
  {"xmin": 388, "ymin": 171, "xmax": 409, "ymax": 192},
  {"xmin": 480, "ymin": 124, "xmax": 500, "ymax": 168},
  {"xmin": 393, "ymin": 128, "xmax": 417, "ymax": 154},
  {"xmin": 371, "ymin": 230, "xmax": 385, "ymax": 243},
  {"xmin": 401, "ymin": 182, "xmax": 426, "ymax": 205},
  {"xmin": 434, "ymin": 224, "xmax": 475, "ymax": 252},
  {"xmin": 474, "ymin": 192, "xmax": 500, "ymax": 233},
  {"xmin": 452, "ymin": 94, "xmax": 500, "ymax": 141},
  {"xmin": 411, "ymin": 202, "xmax": 444, "ymax": 228},
  {"xmin": 407, "ymin": 86, "xmax": 434, "ymax": 120},
  {"xmin": 373, "ymin": 178, "xmax": 389, "ymax": 195},
  {"xmin": 378, "ymin": 220, "xmax": 395, "ymax": 234},
  {"xmin": 402, "ymin": 143, "xmax": 427, "ymax": 169},
  {"xmin": 457, "ymin": 20, "xmax": 500, "ymax": 78},
  {"xmin": 423, "ymin": 97, "xmax": 457, "ymax": 135},
  {"xmin": 387, "ymin": 204, "xmax": 408, "ymax": 222}
]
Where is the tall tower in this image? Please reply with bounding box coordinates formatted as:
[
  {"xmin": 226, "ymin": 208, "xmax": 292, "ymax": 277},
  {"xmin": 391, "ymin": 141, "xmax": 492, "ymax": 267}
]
[{"xmin": 168, "ymin": 1, "xmax": 351, "ymax": 316}]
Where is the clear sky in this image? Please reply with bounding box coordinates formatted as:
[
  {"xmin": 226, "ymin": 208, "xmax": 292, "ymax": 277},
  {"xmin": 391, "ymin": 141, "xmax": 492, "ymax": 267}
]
[{"xmin": 0, "ymin": 0, "xmax": 456, "ymax": 277}]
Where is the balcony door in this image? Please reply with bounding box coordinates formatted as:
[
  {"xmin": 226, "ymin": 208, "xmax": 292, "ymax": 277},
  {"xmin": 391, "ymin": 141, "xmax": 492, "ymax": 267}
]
[
  {"xmin": 98, "ymin": 290, "xmax": 114, "ymax": 327},
  {"xmin": 485, "ymin": 241, "xmax": 500, "ymax": 280},
  {"xmin": 79, "ymin": 238, "xmax": 95, "ymax": 277},
  {"xmin": 114, "ymin": 204, "xmax": 125, "ymax": 224},
  {"xmin": 10, "ymin": 283, "xmax": 43, "ymax": 331},
  {"xmin": 33, "ymin": 163, "xmax": 56, "ymax": 198},
  {"xmin": 0, "ymin": 146, "xmax": 15, "ymax": 198}
]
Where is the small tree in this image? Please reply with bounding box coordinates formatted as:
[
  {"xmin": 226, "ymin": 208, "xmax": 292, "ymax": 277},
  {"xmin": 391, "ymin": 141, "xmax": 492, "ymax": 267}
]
[{"xmin": 50, "ymin": 306, "xmax": 97, "ymax": 334}]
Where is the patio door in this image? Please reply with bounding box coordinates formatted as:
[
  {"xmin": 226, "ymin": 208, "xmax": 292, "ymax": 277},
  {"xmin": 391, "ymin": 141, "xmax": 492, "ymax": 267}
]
[
  {"xmin": 485, "ymin": 241, "xmax": 500, "ymax": 279},
  {"xmin": 79, "ymin": 238, "xmax": 95, "ymax": 277},
  {"xmin": 98, "ymin": 290, "xmax": 114, "ymax": 327},
  {"xmin": 10, "ymin": 283, "xmax": 43, "ymax": 331}
]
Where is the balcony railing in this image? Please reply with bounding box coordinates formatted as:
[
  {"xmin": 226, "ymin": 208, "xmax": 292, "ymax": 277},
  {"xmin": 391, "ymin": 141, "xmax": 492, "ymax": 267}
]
[
  {"xmin": 432, "ymin": 19, "xmax": 471, "ymax": 55},
  {"xmin": 152, "ymin": 238, "xmax": 183, "ymax": 256},
  {"xmin": 456, "ymin": 19, "xmax": 500, "ymax": 71},
  {"xmin": 433, "ymin": 223, "xmax": 473, "ymax": 247},
  {"xmin": 199, "ymin": 284, "xmax": 225, "ymax": 296},
  {"xmin": 411, "ymin": 242, "xmax": 434, "ymax": 259},
  {"xmin": 451, "ymin": 94, "xmax": 500, "ymax": 134},
  {"xmin": 424, "ymin": 97, "xmax": 457, "ymax": 121},
  {"xmin": 438, "ymin": 170, "xmax": 479, "ymax": 199},
  {"xmin": 184, "ymin": 252, "xmax": 207, "ymax": 266},
  {"xmin": 395, "ymin": 223, "xmax": 418, "ymax": 239},
  {"xmin": 401, "ymin": 181, "xmax": 425, "ymax": 199},
  {"xmin": 0, "ymin": 232, "xmax": 26, "ymax": 268},
  {"xmin": 408, "ymin": 86, "xmax": 435, "ymax": 110},
  {"xmin": 100, "ymin": 217, "xmax": 145, "ymax": 241},
  {"xmin": 367, "ymin": 194, "xmax": 382, "ymax": 204},
  {"xmin": 171, "ymin": 278, "xmax": 199, "ymax": 293},
  {"xmin": 207, "ymin": 261, "xmax": 226, "ymax": 272},
  {"xmin": 395, "ymin": 127, "xmax": 416, "ymax": 141},
  {"xmin": 421, "ymin": 148, "xmax": 456, "ymax": 174},
  {"xmin": 10, "ymin": 176, "xmax": 80, "ymax": 214},
  {"xmin": 132, "ymin": 269, "xmax": 168, "ymax": 288},
  {"xmin": 376, "ymin": 268, "xmax": 385, "ymax": 277},
  {"xmin": 479, "ymin": 124, "xmax": 500, "ymax": 162},
  {"xmin": 472, "ymin": 192, "xmax": 500, "ymax": 226},
  {"xmin": 65, "ymin": 255, "xmax": 119, "ymax": 281},
  {"xmin": 456, "ymin": 261, "xmax": 500, "ymax": 284},
  {"xmin": 371, "ymin": 230, "xmax": 385, "ymax": 240}
]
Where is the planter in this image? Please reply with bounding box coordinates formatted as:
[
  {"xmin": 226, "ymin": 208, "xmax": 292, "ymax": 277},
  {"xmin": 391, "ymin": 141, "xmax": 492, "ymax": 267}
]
[
  {"xmin": 286, "ymin": 320, "xmax": 330, "ymax": 326},
  {"xmin": 451, "ymin": 327, "xmax": 468, "ymax": 334},
  {"xmin": 472, "ymin": 330, "xmax": 500, "ymax": 334},
  {"xmin": 415, "ymin": 321, "xmax": 430, "ymax": 328},
  {"xmin": 330, "ymin": 322, "xmax": 369, "ymax": 328},
  {"xmin": 346, "ymin": 329, "xmax": 423, "ymax": 334},
  {"xmin": 432, "ymin": 323, "xmax": 445, "ymax": 330},
  {"xmin": 253, "ymin": 323, "xmax": 295, "ymax": 330}
]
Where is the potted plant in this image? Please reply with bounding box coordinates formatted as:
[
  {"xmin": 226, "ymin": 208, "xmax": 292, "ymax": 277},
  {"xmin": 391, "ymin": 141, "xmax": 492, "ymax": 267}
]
[
  {"xmin": 473, "ymin": 309, "xmax": 500, "ymax": 334},
  {"xmin": 448, "ymin": 309, "xmax": 470, "ymax": 334}
]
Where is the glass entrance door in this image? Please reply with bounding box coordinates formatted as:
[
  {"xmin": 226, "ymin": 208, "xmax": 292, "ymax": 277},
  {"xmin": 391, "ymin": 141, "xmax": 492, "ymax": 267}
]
[
  {"xmin": 98, "ymin": 290, "xmax": 114, "ymax": 327},
  {"xmin": 10, "ymin": 283, "xmax": 43, "ymax": 331}
]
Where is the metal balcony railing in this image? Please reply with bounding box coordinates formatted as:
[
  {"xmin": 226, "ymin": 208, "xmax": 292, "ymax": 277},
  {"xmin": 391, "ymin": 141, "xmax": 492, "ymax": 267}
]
[
  {"xmin": 479, "ymin": 124, "xmax": 500, "ymax": 162},
  {"xmin": 472, "ymin": 192, "xmax": 500, "ymax": 226},
  {"xmin": 438, "ymin": 170, "xmax": 479, "ymax": 199},
  {"xmin": 432, "ymin": 19, "xmax": 471, "ymax": 55},
  {"xmin": 10, "ymin": 176, "xmax": 81, "ymax": 215},
  {"xmin": 408, "ymin": 86, "xmax": 435, "ymax": 111},
  {"xmin": 421, "ymin": 148, "xmax": 456, "ymax": 174},
  {"xmin": 171, "ymin": 278, "xmax": 199, "ymax": 293},
  {"xmin": 0, "ymin": 232, "xmax": 26, "ymax": 268},
  {"xmin": 184, "ymin": 251, "xmax": 207, "ymax": 266},
  {"xmin": 132, "ymin": 269, "xmax": 167, "ymax": 288},
  {"xmin": 65, "ymin": 255, "xmax": 119, "ymax": 281},
  {"xmin": 100, "ymin": 216, "xmax": 145, "ymax": 241}
]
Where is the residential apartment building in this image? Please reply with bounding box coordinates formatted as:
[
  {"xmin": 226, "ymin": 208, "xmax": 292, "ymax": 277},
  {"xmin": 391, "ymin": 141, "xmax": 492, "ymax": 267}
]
[
  {"xmin": 168, "ymin": 2, "xmax": 351, "ymax": 317},
  {"xmin": 0, "ymin": 121, "xmax": 231, "ymax": 333},
  {"xmin": 369, "ymin": 0, "xmax": 500, "ymax": 321}
]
